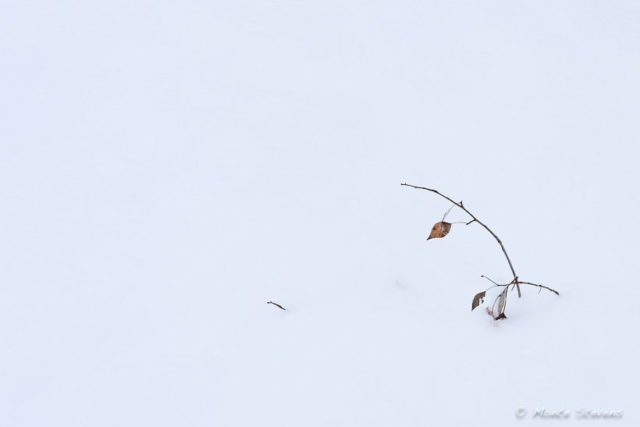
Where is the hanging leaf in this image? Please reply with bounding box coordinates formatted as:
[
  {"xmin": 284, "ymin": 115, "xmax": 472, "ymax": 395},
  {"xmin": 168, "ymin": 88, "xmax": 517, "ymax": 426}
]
[
  {"xmin": 471, "ymin": 291, "xmax": 486, "ymax": 311},
  {"xmin": 427, "ymin": 221, "xmax": 451, "ymax": 240},
  {"xmin": 497, "ymin": 290, "xmax": 506, "ymax": 315}
]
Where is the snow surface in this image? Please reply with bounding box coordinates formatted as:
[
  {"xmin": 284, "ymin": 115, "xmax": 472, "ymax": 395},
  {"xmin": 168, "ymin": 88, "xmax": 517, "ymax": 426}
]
[{"xmin": 1, "ymin": 1, "xmax": 639, "ymax": 426}]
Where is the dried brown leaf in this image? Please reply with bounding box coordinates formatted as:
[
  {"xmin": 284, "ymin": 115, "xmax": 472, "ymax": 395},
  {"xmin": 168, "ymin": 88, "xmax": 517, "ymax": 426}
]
[
  {"xmin": 471, "ymin": 291, "xmax": 486, "ymax": 311},
  {"xmin": 427, "ymin": 221, "xmax": 451, "ymax": 240},
  {"xmin": 497, "ymin": 291, "xmax": 506, "ymax": 315}
]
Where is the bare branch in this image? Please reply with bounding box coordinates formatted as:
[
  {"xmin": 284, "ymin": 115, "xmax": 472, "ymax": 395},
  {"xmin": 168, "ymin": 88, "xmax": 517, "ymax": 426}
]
[
  {"xmin": 401, "ymin": 182, "xmax": 522, "ymax": 298},
  {"xmin": 402, "ymin": 182, "xmax": 560, "ymax": 320},
  {"xmin": 480, "ymin": 275, "xmax": 501, "ymax": 286},
  {"xmin": 267, "ymin": 301, "xmax": 286, "ymax": 311},
  {"xmin": 518, "ymin": 281, "xmax": 560, "ymax": 296}
]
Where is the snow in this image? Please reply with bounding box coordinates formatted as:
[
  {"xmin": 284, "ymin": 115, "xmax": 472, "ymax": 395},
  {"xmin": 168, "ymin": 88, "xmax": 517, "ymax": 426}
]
[{"xmin": 1, "ymin": 1, "xmax": 639, "ymax": 426}]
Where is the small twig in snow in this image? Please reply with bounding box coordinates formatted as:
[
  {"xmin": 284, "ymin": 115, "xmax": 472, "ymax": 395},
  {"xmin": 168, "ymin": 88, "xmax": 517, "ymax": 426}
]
[{"xmin": 267, "ymin": 301, "xmax": 286, "ymax": 311}]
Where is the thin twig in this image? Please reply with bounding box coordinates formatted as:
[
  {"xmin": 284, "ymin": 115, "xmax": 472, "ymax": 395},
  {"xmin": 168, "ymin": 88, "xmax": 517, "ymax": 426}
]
[
  {"xmin": 402, "ymin": 182, "xmax": 561, "ymax": 320},
  {"xmin": 401, "ymin": 183, "xmax": 522, "ymax": 298},
  {"xmin": 480, "ymin": 275, "xmax": 501, "ymax": 286},
  {"xmin": 267, "ymin": 301, "xmax": 286, "ymax": 311},
  {"xmin": 482, "ymin": 276, "xmax": 559, "ymax": 296},
  {"xmin": 518, "ymin": 281, "xmax": 560, "ymax": 296}
]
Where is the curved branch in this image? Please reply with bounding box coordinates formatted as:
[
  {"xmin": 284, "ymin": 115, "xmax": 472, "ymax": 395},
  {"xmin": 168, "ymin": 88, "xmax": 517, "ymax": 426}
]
[{"xmin": 401, "ymin": 183, "xmax": 522, "ymax": 297}]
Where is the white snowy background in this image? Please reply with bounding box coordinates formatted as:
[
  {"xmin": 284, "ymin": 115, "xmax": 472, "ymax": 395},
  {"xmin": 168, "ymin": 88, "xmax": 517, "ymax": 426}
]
[{"xmin": 1, "ymin": 1, "xmax": 639, "ymax": 426}]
